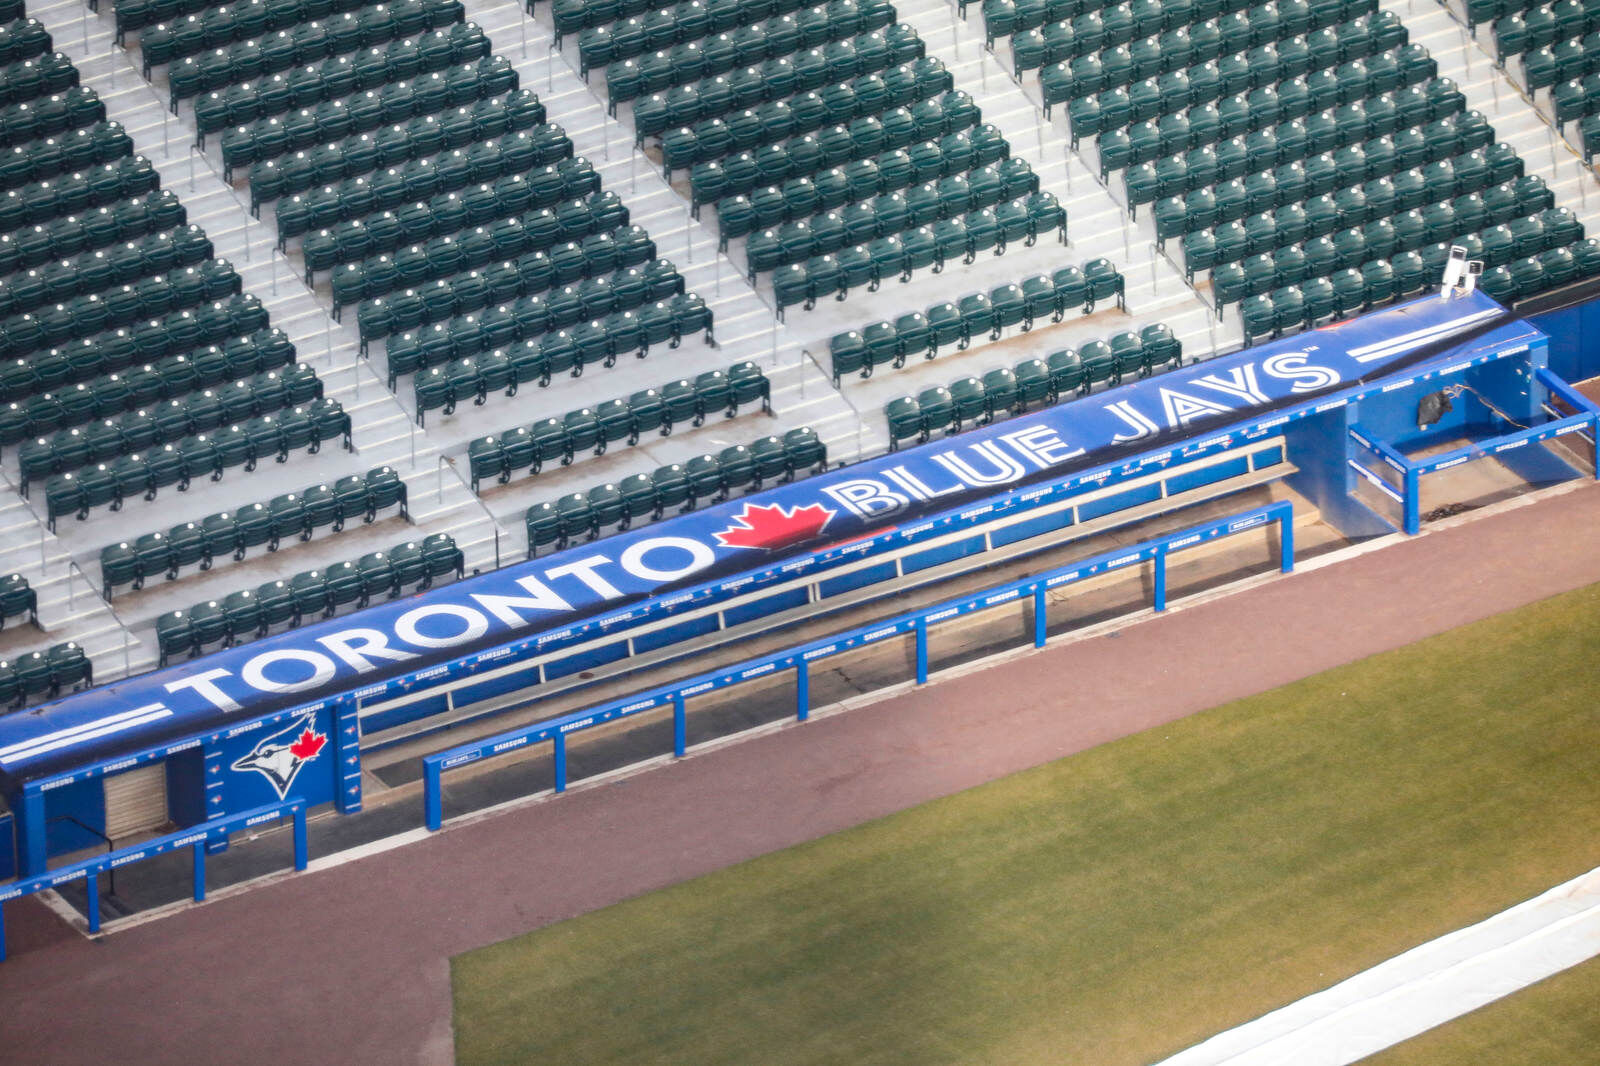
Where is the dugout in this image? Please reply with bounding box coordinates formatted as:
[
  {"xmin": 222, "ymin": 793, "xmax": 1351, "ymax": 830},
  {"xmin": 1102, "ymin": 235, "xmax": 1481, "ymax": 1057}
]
[{"xmin": 0, "ymin": 290, "xmax": 1546, "ymax": 879}]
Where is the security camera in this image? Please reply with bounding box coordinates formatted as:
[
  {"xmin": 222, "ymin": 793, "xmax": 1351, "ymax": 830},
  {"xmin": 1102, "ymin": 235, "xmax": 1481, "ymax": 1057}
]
[{"xmin": 1440, "ymin": 245, "xmax": 1468, "ymax": 295}]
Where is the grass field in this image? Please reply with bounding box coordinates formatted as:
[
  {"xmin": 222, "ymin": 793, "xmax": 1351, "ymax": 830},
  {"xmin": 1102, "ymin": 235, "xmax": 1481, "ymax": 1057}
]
[
  {"xmin": 452, "ymin": 583, "xmax": 1600, "ymax": 1066},
  {"xmin": 1364, "ymin": 954, "xmax": 1600, "ymax": 1065}
]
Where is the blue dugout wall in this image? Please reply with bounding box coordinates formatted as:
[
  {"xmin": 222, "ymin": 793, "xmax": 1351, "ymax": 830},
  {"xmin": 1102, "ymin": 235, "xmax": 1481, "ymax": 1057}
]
[{"xmin": 0, "ymin": 290, "xmax": 1575, "ymax": 878}]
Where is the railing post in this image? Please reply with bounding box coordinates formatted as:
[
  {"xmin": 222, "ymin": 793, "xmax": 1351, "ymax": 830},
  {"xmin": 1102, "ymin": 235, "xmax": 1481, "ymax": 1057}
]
[
  {"xmin": 795, "ymin": 659, "xmax": 809, "ymax": 721},
  {"xmin": 553, "ymin": 733, "xmax": 567, "ymax": 792},
  {"xmin": 1280, "ymin": 508, "xmax": 1295, "ymax": 572},
  {"xmin": 85, "ymin": 873, "xmax": 100, "ymax": 935},
  {"xmin": 423, "ymin": 760, "xmax": 443, "ymax": 831},
  {"xmin": 672, "ymin": 694, "xmax": 686, "ymax": 756},
  {"xmin": 1152, "ymin": 550, "xmax": 1167, "ymax": 612},
  {"xmin": 1033, "ymin": 586, "xmax": 1047, "ymax": 647},
  {"xmin": 192, "ymin": 840, "xmax": 207, "ymax": 902},
  {"xmin": 1403, "ymin": 467, "xmax": 1421, "ymax": 535},
  {"xmin": 914, "ymin": 620, "xmax": 928, "ymax": 684},
  {"xmin": 292, "ymin": 807, "xmax": 307, "ymax": 872}
]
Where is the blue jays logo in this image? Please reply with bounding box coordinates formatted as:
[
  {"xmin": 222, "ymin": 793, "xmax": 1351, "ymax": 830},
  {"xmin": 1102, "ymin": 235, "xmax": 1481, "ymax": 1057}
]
[{"xmin": 231, "ymin": 713, "xmax": 327, "ymax": 799}]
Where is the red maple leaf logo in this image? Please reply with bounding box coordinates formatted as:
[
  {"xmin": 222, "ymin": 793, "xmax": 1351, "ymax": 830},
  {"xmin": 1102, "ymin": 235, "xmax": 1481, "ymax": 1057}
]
[
  {"xmin": 288, "ymin": 727, "xmax": 327, "ymax": 761},
  {"xmin": 714, "ymin": 502, "xmax": 835, "ymax": 551}
]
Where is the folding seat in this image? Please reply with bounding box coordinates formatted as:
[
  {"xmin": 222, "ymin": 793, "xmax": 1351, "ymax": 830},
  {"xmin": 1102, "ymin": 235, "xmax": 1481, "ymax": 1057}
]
[
  {"xmin": 947, "ymin": 375, "xmax": 987, "ymax": 431},
  {"xmin": 885, "ymin": 395, "xmax": 922, "ymax": 449},
  {"xmin": 468, "ymin": 434, "xmax": 506, "ymax": 492}
]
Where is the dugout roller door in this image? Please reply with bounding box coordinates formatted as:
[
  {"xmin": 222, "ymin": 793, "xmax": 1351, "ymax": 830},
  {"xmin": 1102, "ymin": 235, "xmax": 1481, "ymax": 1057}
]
[{"xmin": 102, "ymin": 764, "xmax": 169, "ymax": 841}]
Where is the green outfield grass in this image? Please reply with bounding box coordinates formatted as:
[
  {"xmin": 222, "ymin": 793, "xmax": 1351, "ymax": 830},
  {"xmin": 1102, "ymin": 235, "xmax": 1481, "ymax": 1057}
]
[
  {"xmin": 1363, "ymin": 954, "xmax": 1600, "ymax": 1065},
  {"xmin": 452, "ymin": 584, "xmax": 1600, "ymax": 1066}
]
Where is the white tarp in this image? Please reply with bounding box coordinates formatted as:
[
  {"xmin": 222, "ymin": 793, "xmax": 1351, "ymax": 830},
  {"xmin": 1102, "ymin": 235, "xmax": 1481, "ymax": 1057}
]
[{"xmin": 1157, "ymin": 865, "xmax": 1600, "ymax": 1065}]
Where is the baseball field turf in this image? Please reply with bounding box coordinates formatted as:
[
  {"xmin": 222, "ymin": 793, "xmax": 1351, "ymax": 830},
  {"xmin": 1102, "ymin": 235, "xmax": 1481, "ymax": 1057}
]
[{"xmin": 452, "ymin": 582, "xmax": 1600, "ymax": 1065}]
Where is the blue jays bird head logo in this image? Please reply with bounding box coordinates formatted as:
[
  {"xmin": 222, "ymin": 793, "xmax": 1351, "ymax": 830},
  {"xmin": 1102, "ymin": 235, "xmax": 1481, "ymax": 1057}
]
[{"xmin": 231, "ymin": 713, "xmax": 327, "ymax": 800}]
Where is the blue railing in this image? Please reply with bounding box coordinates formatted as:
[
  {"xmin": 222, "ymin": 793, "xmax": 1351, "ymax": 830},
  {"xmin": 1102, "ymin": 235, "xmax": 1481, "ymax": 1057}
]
[
  {"xmin": 0, "ymin": 800, "xmax": 307, "ymax": 962},
  {"xmin": 423, "ymin": 501, "xmax": 1297, "ymax": 830},
  {"xmin": 1351, "ymin": 374, "xmax": 1600, "ymax": 534}
]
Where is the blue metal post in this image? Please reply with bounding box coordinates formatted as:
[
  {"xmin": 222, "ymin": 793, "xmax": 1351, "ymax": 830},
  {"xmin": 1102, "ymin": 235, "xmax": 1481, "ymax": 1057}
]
[
  {"xmin": 1152, "ymin": 550, "xmax": 1167, "ymax": 612},
  {"xmin": 1033, "ymin": 587, "xmax": 1047, "ymax": 647},
  {"xmin": 1403, "ymin": 467, "xmax": 1421, "ymax": 535},
  {"xmin": 423, "ymin": 760, "xmax": 443, "ymax": 831},
  {"xmin": 85, "ymin": 873, "xmax": 100, "ymax": 935},
  {"xmin": 192, "ymin": 841, "xmax": 207, "ymax": 902},
  {"xmin": 914, "ymin": 620, "xmax": 928, "ymax": 684},
  {"xmin": 672, "ymin": 694, "xmax": 686, "ymax": 756},
  {"xmin": 20, "ymin": 788, "xmax": 45, "ymax": 878},
  {"xmin": 553, "ymin": 733, "xmax": 567, "ymax": 793},
  {"xmin": 795, "ymin": 660, "xmax": 809, "ymax": 721},
  {"xmin": 1280, "ymin": 509, "xmax": 1295, "ymax": 572},
  {"xmin": 292, "ymin": 807, "xmax": 307, "ymax": 872}
]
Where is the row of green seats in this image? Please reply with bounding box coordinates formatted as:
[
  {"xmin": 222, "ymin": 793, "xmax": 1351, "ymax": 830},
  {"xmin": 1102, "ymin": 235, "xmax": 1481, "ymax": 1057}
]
[
  {"xmin": 154, "ymin": 534, "xmax": 460, "ymax": 663},
  {"xmin": 41, "ymin": 400, "xmax": 352, "ymax": 530},
  {"xmin": 0, "ymin": 189, "xmax": 185, "ymax": 276},
  {"xmin": 16, "ymin": 364, "xmax": 323, "ymax": 484},
  {"xmin": 412, "ymin": 293, "xmax": 714, "ymax": 423},
  {"xmin": 0, "ymin": 50, "xmax": 75, "ymax": 107},
  {"xmin": 333, "ymin": 197, "xmax": 638, "ymax": 313},
  {"xmin": 604, "ymin": 5, "xmax": 901, "ymax": 104},
  {"xmin": 0, "ymin": 260, "xmax": 240, "ymax": 361},
  {"xmin": 0, "ymin": 641, "xmax": 90, "ymax": 711},
  {"xmin": 0, "ymin": 85, "xmax": 101, "ymax": 150},
  {"xmin": 771, "ymin": 199, "xmax": 1067, "ymax": 316},
  {"xmin": 467, "ymin": 361, "xmax": 769, "ymax": 491},
  {"xmin": 1148, "ymin": 85, "xmax": 1473, "ymax": 245},
  {"xmin": 1213, "ymin": 202, "xmax": 1579, "ymax": 310},
  {"xmin": 378, "ymin": 256, "xmax": 681, "ymax": 374},
  {"xmin": 581, "ymin": 0, "xmax": 886, "ymax": 76},
  {"xmin": 744, "ymin": 172, "xmax": 1049, "ymax": 278},
  {"xmin": 884, "ymin": 326, "xmax": 1182, "ymax": 449},
  {"xmin": 300, "ymin": 157, "xmax": 600, "ymax": 276},
  {"xmin": 354, "ymin": 225, "xmax": 655, "ymax": 349},
  {"xmin": 166, "ymin": 0, "xmax": 465, "ymax": 107},
  {"xmin": 715, "ymin": 127, "xmax": 1014, "ymax": 246},
  {"xmin": 689, "ymin": 90, "xmax": 980, "ymax": 212},
  {"xmin": 193, "ymin": 24, "xmax": 486, "ymax": 141},
  {"xmin": 0, "ymin": 156, "xmax": 158, "ymax": 239},
  {"xmin": 657, "ymin": 50, "xmax": 945, "ymax": 175},
  {"xmin": 0, "ymin": 222, "xmax": 210, "ymax": 320},
  {"xmin": 237, "ymin": 72, "xmax": 532, "ymax": 188},
  {"xmin": 0, "ymin": 121, "xmax": 132, "ymax": 193},
  {"xmin": 274, "ymin": 124, "xmax": 573, "ymax": 244},
  {"xmin": 139, "ymin": 0, "xmax": 386, "ymax": 71},
  {"xmin": 1180, "ymin": 146, "xmax": 1534, "ymax": 279},
  {"xmin": 631, "ymin": 33, "xmax": 937, "ymax": 140},
  {"xmin": 526, "ymin": 428, "xmax": 828, "ymax": 554},
  {"xmin": 1493, "ymin": 0, "xmax": 1600, "ymax": 59},
  {"xmin": 101, "ymin": 465, "xmax": 410, "ymax": 597},
  {"xmin": 830, "ymin": 260, "xmax": 1122, "ymax": 383},
  {"xmin": 0, "ymin": 324, "xmax": 293, "ymax": 414}
]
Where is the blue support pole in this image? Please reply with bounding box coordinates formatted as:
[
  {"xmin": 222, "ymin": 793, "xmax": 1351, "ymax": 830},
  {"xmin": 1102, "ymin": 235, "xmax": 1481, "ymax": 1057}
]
[
  {"xmin": 795, "ymin": 660, "xmax": 809, "ymax": 721},
  {"xmin": 292, "ymin": 807, "xmax": 307, "ymax": 872},
  {"xmin": 423, "ymin": 760, "xmax": 443, "ymax": 831},
  {"xmin": 1403, "ymin": 466, "xmax": 1421, "ymax": 535},
  {"xmin": 192, "ymin": 841, "xmax": 207, "ymax": 902},
  {"xmin": 85, "ymin": 874, "xmax": 100, "ymax": 935},
  {"xmin": 914, "ymin": 620, "xmax": 928, "ymax": 684},
  {"xmin": 20, "ymin": 789, "xmax": 45, "ymax": 878},
  {"xmin": 1280, "ymin": 510, "xmax": 1295, "ymax": 572},
  {"xmin": 1152, "ymin": 551, "xmax": 1167, "ymax": 612},
  {"xmin": 553, "ymin": 733, "xmax": 567, "ymax": 793},
  {"xmin": 1033, "ymin": 587, "xmax": 1047, "ymax": 647},
  {"xmin": 672, "ymin": 694, "xmax": 686, "ymax": 757}
]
